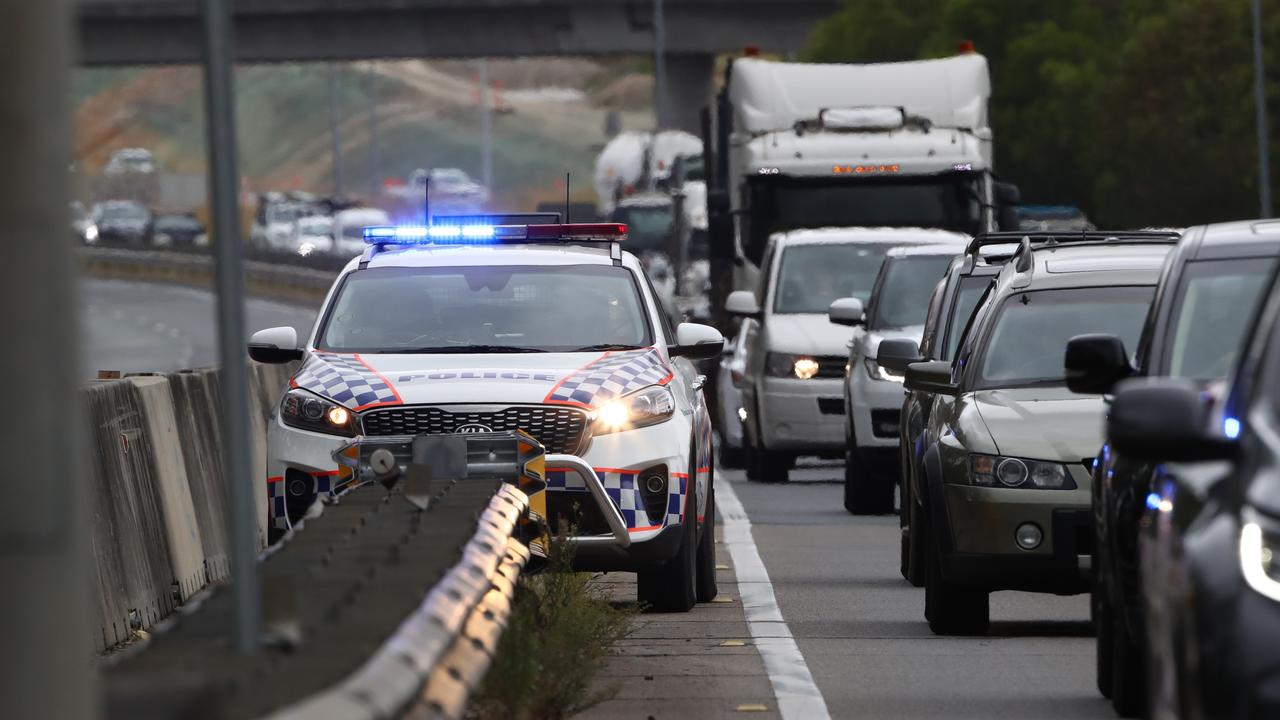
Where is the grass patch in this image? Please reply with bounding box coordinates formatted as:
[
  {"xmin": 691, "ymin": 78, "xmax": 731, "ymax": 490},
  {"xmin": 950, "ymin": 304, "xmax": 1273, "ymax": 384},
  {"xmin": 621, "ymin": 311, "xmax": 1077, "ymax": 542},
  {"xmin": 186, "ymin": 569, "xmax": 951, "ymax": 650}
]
[{"xmin": 471, "ymin": 534, "xmax": 636, "ymax": 720}]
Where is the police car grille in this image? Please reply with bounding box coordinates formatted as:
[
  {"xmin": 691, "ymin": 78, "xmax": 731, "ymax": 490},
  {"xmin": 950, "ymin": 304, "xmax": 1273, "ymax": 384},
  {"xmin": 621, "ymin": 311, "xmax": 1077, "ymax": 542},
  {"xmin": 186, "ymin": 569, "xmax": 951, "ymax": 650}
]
[{"xmin": 361, "ymin": 405, "xmax": 590, "ymax": 455}]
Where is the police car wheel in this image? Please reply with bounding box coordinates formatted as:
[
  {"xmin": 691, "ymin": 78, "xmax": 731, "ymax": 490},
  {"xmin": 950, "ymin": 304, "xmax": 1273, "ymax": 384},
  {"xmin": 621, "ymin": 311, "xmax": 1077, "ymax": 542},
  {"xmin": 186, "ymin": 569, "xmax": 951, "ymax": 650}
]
[
  {"xmin": 695, "ymin": 482, "xmax": 718, "ymax": 603},
  {"xmin": 638, "ymin": 486, "xmax": 699, "ymax": 613}
]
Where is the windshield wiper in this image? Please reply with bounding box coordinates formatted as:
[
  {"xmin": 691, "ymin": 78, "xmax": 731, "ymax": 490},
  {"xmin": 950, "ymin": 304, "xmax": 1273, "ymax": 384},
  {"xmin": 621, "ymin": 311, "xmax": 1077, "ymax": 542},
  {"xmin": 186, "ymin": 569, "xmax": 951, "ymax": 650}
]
[
  {"xmin": 398, "ymin": 344, "xmax": 547, "ymax": 354},
  {"xmin": 569, "ymin": 343, "xmax": 644, "ymax": 352}
]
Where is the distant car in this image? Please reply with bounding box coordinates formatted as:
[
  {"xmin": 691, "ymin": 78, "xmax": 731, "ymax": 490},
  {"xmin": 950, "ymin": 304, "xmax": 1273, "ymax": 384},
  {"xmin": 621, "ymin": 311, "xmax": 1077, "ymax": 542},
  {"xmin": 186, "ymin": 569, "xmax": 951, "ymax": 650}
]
[
  {"xmin": 830, "ymin": 237, "xmax": 969, "ymax": 514},
  {"xmin": 253, "ymin": 200, "xmax": 320, "ymax": 252},
  {"xmin": 715, "ymin": 319, "xmax": 754, "ymax": 468},
  {"xmin": 290, "ymin": 215, "xmax": 336, "ymax": 257},
  {"xmin": 1016, "ymin": 205, "xmax": 1095, "ymax": 232},
  {"xmin": 149, "ymin": 213, "xmax": 205, "ymax": 248},
  {"xmin": 91, "ymin": 200, "xmax": 151, "ymax": 247},
  {"xmin": 1065, "ymin": 221, "xmax": 1276, "ymax": 716},
  {"xmin": 103, "ymin": 147, "xmax": 157, "ymax": 176},
  {"xmin": 71, "ymin": 201, "xmax": 98, "ymax": 244},
  {"xmin": 409, "ymin": 167, "xmax": 490, "ymax": 207},
  {"xmin": 332, "ymin": 207, "xmax": 392, "ymax": 256}
]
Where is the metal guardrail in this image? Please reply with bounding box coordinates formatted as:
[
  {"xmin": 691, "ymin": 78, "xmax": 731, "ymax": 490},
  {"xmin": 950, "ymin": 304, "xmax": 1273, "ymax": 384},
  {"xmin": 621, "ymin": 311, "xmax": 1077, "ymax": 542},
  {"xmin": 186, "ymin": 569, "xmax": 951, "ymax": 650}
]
[{"xmin": 78, "ymin": 245, "xmax": 341, "ymax": 302}]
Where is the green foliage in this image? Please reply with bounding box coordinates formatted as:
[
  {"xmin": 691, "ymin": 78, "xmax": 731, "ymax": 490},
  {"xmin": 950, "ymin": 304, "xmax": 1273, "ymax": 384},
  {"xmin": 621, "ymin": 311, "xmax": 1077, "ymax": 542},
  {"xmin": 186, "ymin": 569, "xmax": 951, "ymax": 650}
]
[
  {"xmin": 804, "ymin": 0, "xmax": 1280, "ymax": 227},
  {"xmin": 470, "ymin": 536, "xmax": 635, "ymax": 720}
]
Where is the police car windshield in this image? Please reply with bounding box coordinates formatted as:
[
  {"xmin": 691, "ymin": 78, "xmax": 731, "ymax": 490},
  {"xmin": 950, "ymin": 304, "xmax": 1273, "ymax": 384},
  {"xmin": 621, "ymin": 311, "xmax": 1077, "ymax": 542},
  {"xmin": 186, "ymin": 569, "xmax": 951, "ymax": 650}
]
[
  {"xmin": 773, "ymin": 242, "xmax": 889, "ymax": 314},
  {"xmin": 318, "ymin": 264, "xmax": 653, "ymax": 353},
  {"xmin": 976, "ymin": 286, "xmax": 1153, "ymax": 390}
]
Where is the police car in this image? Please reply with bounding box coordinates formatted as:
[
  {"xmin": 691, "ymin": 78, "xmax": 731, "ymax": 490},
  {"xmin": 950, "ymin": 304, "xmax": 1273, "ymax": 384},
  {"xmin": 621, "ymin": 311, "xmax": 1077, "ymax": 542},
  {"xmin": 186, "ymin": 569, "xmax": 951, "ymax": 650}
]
[{"xmin": 248, "ymin": 216, "xmax": 723, "ymax": 612}]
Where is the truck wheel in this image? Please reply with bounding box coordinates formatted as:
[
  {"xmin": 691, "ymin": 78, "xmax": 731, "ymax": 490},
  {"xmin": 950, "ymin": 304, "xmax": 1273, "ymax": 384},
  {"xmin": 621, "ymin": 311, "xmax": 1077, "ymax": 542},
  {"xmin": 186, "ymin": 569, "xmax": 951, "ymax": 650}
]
[
  {"xmin": 695, "ymin": 483, "xmax": 718, "ymax": 602},
  {"xmin": 639, "ymin": 490, "xmax": 698, "ymax": 613},
  {"xmin": 1095, "ymin": 587, "xmax": 1114, "ymax": 699},
  {"xmin": 1110, "ymin": 610, "xmax": 1145, "ymax": 717},
  {"xmin": 924, "ymin": 536, "xmax": 989, "ymax": 635}
]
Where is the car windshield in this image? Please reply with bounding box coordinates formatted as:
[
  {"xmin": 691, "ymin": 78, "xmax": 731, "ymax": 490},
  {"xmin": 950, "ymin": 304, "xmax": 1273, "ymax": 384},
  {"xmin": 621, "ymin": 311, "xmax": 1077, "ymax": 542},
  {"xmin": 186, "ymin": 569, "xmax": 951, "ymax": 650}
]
[
  {"xmin": 155, "ymin": 216, "xmax": 200, "ymax": 231},
  {"xmin": 773, "ymin": 242, "xmax": 889, "ymax": 314},
  {"xmin": 871, "ymin": 255, "xmax": 955, "ymax": 329},
  {"xmin": 1164, "ymin": 259, "xmax": 1276, "ymax": 380},
  {"xmin": 319, "ymin": 264, "xmax": 652, "ymax": 353},
  {"xmin": 298, "ymin": 217, "xmax": 333, "ymax": 235},
  {"xmin": 976, "ymin": 286, "xmax": 1154, "ymax": 389},
  {"xmin": 614, "ymin": 204, "xmax": 672, "ymax": 253},
  {"xmin": 269, "ymin": 205, "xmax": 312, "ymax": 224}
]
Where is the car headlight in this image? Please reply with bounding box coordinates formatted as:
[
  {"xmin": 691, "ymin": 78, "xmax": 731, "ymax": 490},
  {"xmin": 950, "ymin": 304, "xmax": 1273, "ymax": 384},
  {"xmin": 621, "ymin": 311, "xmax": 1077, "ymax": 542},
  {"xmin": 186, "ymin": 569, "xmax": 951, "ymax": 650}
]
[
  {"xmin": 297, "ymin": 242, "xmax": 317, "ymax": 257},
  {"xmin": 592, "ymin": 385, "xmax": 675, "ymax": 435},
  {"xmin": 1241, "ymin": 511, "xmax": 1280, "ymax": 602},
  {"xmin": 84, "ymin": 224, "xmax": 99, "ymax": 242},
  {"xmin": 767, "ymin": 352, "xmax": 820, "ymax": 380},
  {"xmin": 154, "ymin": 232, "xmax": 173, "ymax": 246},
  {"xmin": 864, "ymin": 358, "xmax": 904, "ymax": 383},
  {"xmin": 281, "ymin": 388, "xmax": 359, "ymax": 436},
  {"xmin": 968, "ymin": 454, "xmax": 1076, "ymax": 489}
]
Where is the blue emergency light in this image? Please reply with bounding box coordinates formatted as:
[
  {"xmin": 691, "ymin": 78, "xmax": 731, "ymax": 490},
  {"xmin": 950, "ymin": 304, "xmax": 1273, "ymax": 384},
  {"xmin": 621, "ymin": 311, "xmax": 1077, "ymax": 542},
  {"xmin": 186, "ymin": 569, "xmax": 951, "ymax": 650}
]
[{"xmin": 361, "ymin": 222, "xmax": 627, "ymax": 246}]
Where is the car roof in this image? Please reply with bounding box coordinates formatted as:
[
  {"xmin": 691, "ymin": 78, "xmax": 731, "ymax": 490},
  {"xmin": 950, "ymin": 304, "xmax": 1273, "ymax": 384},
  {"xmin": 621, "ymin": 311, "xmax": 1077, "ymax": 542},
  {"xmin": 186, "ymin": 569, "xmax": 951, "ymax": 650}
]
[
  {"xmin": 1178, "ymin": 219, "xmax": 1280, "ymax": 261},
  {"xmin": 771, "ymin": 227, "xmax": 971, "ymax": 247},
  {"xmin": 886, "ymin": 241, "xmax": 968, "ymax": 258},
  {"xmin": 996, "ymin": 243, "xmax": 1171, "ymax": 293}
]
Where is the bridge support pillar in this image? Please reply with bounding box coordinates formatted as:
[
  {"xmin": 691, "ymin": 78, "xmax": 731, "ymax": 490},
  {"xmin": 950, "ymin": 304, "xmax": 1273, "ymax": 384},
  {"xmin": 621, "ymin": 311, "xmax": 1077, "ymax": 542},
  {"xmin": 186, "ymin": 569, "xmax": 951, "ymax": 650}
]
[{"xmin": 659, "ymin": 53, "xmax": 715, "ymax": 135}]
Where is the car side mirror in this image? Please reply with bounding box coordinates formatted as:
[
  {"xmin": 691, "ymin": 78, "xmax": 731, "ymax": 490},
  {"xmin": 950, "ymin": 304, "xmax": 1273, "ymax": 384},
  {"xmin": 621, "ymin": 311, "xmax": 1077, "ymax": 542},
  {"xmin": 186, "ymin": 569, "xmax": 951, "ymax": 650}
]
[
  {"xmin": 1108, "ymin": 378, "xmax": 1237, "ymax": 462},
  {"xmin": 248, "ymin": 326, "xmax": 303, "ymax": 364},
  {"xmin": 827, "ymin": 297, "xmax": 865, "ymax": 327},
  {"xmin": 904, "ymin": 360, "xmax": 958, "ymax": 396},
  {"xmin": 670, "ymin": 322, "xmax": 724, "ymax": 360},
  {"xmin": 1065, "ymin": 333, "xmax": 1133, "ymax": 395},
  {"xmin": 877, "ymin": 339, "xmax": 922, "ymax": 373},
  {"xmin": 725, "ymin": 290, "xmax": 761, "ymax": 319}
]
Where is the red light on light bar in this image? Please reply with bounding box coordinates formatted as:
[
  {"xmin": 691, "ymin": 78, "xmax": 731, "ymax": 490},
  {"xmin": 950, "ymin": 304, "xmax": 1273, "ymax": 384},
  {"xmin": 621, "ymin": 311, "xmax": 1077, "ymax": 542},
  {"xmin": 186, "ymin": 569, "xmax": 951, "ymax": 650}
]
[{"xmin": 525, "ymin": 223, "xmax": 627, "ymax": 239}]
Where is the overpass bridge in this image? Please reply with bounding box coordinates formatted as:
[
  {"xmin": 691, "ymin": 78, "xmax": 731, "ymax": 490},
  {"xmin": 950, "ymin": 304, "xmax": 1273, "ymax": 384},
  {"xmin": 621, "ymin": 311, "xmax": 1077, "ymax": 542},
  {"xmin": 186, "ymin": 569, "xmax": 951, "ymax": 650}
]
[{"xmin": 76, "ymin": 0, "xmax": 840, "ymax": 131}]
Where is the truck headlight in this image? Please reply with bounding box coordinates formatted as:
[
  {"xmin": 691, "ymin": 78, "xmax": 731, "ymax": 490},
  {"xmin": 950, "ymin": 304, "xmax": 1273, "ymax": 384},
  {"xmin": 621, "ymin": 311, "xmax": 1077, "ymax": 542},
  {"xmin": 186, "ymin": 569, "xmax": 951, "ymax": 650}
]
[
  {"xmin": 281, "ymin": 388, "xmax": 359, "ymax": 436},
  {"xmin": 1241, "ymin": 511, "xmax": 1280, "ymax": 602},
  {"xmin": 767, "ymin": 352, "xmax": 820, "ymax": 379},
  {"xmin": 969, "ymin": 454, "xmax": 1075, "ymax": 489},
  {"xmin": 592, "ymin": 385, "xmax": 675, "ymax": 435},
  {"xmin": 864, "ymin": 358, "xmax": 904, "ymax": 383}
]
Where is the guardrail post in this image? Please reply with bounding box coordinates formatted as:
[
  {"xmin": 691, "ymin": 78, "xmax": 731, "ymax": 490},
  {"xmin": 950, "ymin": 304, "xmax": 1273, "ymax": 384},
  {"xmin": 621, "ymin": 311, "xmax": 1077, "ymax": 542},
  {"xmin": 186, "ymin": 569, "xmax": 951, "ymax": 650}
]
[
  {"xmin": 0, "ymin": 1, "xmax": 95, "ymax": 718},
  {"xmin": 201, "ymin": 0, "xmax": 261, "ymax": 654}
]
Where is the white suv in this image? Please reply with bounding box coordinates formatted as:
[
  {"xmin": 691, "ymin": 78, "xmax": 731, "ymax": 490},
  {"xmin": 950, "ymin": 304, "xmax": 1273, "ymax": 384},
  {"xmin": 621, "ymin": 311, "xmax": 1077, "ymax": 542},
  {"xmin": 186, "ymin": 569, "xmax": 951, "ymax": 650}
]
[{"xmin": 249, "ymin": 219, "xmax": 723, "ymax": 612}]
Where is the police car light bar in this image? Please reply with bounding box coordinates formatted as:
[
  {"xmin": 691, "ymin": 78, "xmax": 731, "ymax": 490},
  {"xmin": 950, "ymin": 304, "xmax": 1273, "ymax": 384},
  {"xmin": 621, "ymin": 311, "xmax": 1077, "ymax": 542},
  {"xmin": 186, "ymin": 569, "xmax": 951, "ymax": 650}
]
[{"xmin": 362, "ymin": 223, "xmax": 627, "ymax": 245}]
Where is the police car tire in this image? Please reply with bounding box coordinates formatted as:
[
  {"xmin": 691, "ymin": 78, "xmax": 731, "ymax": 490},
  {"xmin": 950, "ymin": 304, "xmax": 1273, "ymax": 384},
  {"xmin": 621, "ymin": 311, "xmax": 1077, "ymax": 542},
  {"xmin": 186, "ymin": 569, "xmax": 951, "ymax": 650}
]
[
  {"xmin": 696, "ymin": 483, "xmax": 718, "ymax": 603},
  {"xmin": 638, "ymin": 487, "xmax": 698, "ymax": 613}
]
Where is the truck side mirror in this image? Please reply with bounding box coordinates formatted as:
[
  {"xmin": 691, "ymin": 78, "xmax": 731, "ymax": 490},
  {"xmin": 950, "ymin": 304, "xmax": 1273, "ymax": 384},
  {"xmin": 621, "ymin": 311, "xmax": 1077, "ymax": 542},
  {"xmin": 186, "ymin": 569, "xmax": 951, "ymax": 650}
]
[{"xmin": 707, "ymin": 189, "xmax": 730, "ymax": 215}]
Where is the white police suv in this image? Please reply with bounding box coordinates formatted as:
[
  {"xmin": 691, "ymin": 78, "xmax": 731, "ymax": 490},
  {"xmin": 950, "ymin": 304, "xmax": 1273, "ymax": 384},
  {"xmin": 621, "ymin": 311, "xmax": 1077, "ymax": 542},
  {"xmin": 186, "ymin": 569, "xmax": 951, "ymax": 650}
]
[{"xmin": 248, "ymin": 217, "xmax": 723, "ymax": 612}]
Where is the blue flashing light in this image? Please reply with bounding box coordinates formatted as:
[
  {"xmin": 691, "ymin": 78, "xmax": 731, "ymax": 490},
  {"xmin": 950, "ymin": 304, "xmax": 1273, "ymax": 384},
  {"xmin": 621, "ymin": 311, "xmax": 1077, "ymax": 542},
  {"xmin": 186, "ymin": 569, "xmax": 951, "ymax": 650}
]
[
  {"xmin": 1145, "ymin": 492, "xmax": 1162, "ymax": 512},
  {"xmin": 362, "ymin": 224, "xmax": 497, "ymax": 244},
  {"xmin": 1225, "ymin": 416, "xmax": 1242, "ymax": 439}
]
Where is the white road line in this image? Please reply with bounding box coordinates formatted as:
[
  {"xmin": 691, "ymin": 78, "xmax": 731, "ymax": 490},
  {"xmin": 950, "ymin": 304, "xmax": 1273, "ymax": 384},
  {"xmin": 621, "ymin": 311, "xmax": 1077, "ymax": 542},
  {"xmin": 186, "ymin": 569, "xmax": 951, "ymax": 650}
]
[{"xmin": 717, "ymin": 475, "xmax": 831, "ymax": 720}]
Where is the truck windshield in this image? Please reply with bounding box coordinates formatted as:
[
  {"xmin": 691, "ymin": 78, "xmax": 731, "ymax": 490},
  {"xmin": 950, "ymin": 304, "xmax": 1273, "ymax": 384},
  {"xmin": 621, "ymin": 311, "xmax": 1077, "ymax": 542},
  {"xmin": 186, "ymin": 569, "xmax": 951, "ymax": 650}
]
[
  {"xmin": 1163, "ymin": 259, "xmax": 1276, "ymax": 380},
  {"xmin": 871, "ymin": 255, "xmax": 955, "ymax": 329},
  {"xmin": 613, "ymin": 204, "xmax": 672, "ymax": 254},
  {"xmin": 976, "ymin": 286, "xmax": 1153, "ymax": 390},
  {"xmin": 746, "ymin": 172, "xmax": 982, "ymax": 265},
  {"xmin": 319, "ymin": 264, "xmax": 653, "ymax": 353},
  {"xmin": 773, "ymin": 242, "xmax": 889, "ymax": 314}
]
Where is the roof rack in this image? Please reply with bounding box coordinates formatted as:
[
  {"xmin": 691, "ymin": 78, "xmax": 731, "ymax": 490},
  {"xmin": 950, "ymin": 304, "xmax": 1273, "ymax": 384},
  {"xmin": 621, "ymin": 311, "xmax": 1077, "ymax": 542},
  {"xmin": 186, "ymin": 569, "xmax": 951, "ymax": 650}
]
[{"xmin": 964, "ymin": 229, "xmax": 1180, "ymax": 257}]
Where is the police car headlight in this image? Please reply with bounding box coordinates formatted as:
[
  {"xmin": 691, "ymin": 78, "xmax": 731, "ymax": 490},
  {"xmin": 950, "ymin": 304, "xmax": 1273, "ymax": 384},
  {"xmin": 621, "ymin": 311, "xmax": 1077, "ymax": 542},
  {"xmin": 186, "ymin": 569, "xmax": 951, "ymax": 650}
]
[
  {"xmin": 1241, "ymin": 510, "xmax": 1280, "ymax": 603},
  {"xmin": 280, "ymin": 388, "xmax": 359, "ymax": 437},
  {"xmin": 592, "ymin": 385, "xmax": 675, "ymax": 435}
]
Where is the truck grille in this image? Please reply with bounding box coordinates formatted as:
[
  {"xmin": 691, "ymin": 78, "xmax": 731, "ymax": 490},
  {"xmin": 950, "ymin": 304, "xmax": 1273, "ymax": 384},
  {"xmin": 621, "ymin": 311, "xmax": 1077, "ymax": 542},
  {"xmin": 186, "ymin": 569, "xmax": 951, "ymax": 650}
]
[{"xmin": 361, "ymin": 404, "xmax": 590, "ymax": 455}]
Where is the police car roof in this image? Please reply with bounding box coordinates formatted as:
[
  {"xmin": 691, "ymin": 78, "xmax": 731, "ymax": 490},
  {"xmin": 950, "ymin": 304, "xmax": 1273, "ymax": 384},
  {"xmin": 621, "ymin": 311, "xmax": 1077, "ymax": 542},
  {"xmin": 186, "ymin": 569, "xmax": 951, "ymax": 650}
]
[
  {"xmin": 771, "ymin": 226, "xmax": 971, "ymax": 247},
  {"xmin": 342, "ymin": 242, "xmax": 634, "ymax": 272},
  {"xmin": 1000, "ymin": 243, "xmax": 1171, "ymax": 292}
]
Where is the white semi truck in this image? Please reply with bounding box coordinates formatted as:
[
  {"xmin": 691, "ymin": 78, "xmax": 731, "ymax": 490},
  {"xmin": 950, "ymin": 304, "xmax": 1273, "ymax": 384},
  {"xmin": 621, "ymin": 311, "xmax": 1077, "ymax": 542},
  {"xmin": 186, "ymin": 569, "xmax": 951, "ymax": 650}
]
[{"xmin": 704, "ymin": 51, "xmax": 1020, "ymax": 323}]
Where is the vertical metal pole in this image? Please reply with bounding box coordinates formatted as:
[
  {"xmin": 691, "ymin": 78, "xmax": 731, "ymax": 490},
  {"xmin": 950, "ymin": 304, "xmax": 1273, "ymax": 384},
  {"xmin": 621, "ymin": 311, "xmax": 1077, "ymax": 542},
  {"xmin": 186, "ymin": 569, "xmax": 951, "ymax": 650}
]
[
  {"xmin": 1254, "ymin": 0, "xmax": 1273, "ymax": 218},
  {"xmin": 0, "ymin": 2, "xmax": 94, "ymax": 718},
  {"xmin": 478, "ymin": 59, "xmax": 494, "ymax": 199},
  {"xmin": 200, "ymin": 0, "xmax": 260, "ymax": 654},
  {"xmin": 368, "ymin": 63, "xmax": 380, "ymax": 201},
  {"xmin": 328, "ymin": 63, "xmax": 344, "ymax": 196},
  {"xmin": 653, "ymin": 0, "xmax": 668, "ymax": 129}
]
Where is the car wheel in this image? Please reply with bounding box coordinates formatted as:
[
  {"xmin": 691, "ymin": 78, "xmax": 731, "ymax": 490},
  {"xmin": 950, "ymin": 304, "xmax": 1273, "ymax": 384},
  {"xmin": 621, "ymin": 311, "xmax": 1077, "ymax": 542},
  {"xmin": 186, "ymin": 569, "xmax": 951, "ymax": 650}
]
[
  {"xmin": 695, "ymin": 482, "xmax": 718, "ymax": 603},
  {"xmin": 719, "ymin": 442, "xmax": 746, "ymax": 469},
  {"xmin": 1095, "ymin": 586, "xmax": 1115, "ymax": 699},
  {"xmin": 638, "ymin": 484, "xmax": 698, "ymax": 613},
  {"xmin": 1110, "ymin": 610, "xmax": 1145, "ymax": 717},
  {"xmin": 745, "ymin": 441, "xmax": 763, "ymax": 482},
  {"xmin": 761, "ymin": 449, "xmax": 790, "ymax": 483},
  {"xmin": 844, "ymin": 426, "xmax": 892, "ymax": 514},
  {"xmin": 924, "ymin": 530, "xmax": 989, "ymax": 636}
]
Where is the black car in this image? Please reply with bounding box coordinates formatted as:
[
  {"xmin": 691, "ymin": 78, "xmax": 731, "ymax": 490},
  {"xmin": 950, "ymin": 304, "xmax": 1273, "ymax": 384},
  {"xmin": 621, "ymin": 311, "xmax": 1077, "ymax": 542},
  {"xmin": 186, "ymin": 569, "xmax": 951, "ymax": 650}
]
[
  {"xmin": 149, "ymin": 213, "xmax": 205, "ymax": 248},
  {"xmin": 1065, "ymin": 221, "xmax": 1278, "ymax": 716},
  {"xmin": 1108, "ymin": 252, "xmax": 1280, "ymax": 719},
  {"xmin": 91, "ymin": 200, "xmax": 151, "ymax": 247}
]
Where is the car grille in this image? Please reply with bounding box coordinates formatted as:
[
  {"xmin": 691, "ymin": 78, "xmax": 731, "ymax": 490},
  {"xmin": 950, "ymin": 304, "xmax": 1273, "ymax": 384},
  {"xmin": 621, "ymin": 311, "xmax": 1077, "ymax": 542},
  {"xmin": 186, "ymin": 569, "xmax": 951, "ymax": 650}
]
[
  {"xmin": 361, "ymin": 404, "xmax": 590, "ymax": 455},
  {"xmin": 814, "ymin": 356, "xmax": 847, "ymax": 379}
]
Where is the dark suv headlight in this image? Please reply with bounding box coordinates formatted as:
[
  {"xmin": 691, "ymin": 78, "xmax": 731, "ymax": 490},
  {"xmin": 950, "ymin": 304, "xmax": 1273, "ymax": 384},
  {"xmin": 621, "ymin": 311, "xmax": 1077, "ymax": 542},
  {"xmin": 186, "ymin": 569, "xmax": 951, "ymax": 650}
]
[
  {"xmin": 1241, "ymin": 509, "xmax": 1280, "ymax": 602},
  {"xmin": 968, "ymin": 454, "xmax": 1076, "ymax": 490},
  {"xmin": 280, "ymin": 388, "xmax": 359, "ymax": 436}
]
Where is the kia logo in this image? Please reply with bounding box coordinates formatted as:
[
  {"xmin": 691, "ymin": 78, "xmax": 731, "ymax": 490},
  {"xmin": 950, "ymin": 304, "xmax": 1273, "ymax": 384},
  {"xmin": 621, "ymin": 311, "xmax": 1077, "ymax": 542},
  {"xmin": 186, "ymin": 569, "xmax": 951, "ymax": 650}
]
[{"xmin": 455, "ymin": 423, "xmax": 494, "ymax": 434}]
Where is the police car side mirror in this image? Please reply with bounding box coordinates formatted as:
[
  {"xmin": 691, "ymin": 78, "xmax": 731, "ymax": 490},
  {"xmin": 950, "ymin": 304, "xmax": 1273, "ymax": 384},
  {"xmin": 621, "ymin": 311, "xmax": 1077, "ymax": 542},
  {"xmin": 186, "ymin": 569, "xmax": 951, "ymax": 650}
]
[
  {"xmin": 671, "ymin": 323, "xmax": 724, "ymax": 360},
  {"xmin": 248, "ymin": 326, "xmax": 303, "ymax": 364}
]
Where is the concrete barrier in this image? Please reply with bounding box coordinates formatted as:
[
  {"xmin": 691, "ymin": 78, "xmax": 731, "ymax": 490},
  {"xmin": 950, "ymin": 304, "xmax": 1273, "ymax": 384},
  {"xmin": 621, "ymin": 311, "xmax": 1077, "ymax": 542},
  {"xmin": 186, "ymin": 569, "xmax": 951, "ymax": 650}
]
[{"xmin": 165, "ymin": 369, "xmax": 232, "ymax": 583}]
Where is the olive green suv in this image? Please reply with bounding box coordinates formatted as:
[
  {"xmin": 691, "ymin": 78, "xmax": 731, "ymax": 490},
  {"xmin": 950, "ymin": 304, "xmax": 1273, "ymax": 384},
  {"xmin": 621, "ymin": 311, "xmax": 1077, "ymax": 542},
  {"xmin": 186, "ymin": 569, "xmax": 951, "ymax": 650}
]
[{"xmin": 903, "ymin": 236, "xmax": 1174, "ymax": 634}]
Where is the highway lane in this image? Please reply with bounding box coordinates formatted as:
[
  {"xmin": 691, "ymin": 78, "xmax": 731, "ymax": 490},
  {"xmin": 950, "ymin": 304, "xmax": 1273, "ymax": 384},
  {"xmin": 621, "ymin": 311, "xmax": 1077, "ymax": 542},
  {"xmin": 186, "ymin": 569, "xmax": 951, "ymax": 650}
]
[
  {"xmin": 727, "ymin": 460, "xmax": 1110, "ymax": 719},
  {"xmin": 81, "ymin": 279, "xmax": 317, "ymax": 374}
]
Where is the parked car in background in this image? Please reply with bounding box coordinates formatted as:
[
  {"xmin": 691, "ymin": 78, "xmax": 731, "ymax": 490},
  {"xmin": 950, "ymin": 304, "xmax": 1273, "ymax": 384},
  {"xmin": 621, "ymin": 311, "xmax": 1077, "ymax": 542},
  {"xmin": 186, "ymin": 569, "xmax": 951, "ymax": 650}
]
[
  {"xmin": 1064, "ymin": 221, "xmax": 1276, "ymax": 716},
  {"xmin": 905, "ymin": 236, "xmax": 1174, "ymax": 635},
  {"xmin": 149, "ymin": 212, "xmax": 205, "ymax": 248},
  {"xmin": 290, "ymin": 215, "xmax": 336, "ymax": 257},
  {"xmin": 715, "ymin": 318, "xmax": 754, "ymax": 468},
  {"xmin": 332, "ymin": 207, "xmax": 392, "ymax": 256},
  {"xmin": 831, "ymin": 236, "xmax": 969, "ymax": 514},
  {"xmin": 727, "ymin": 227, "xmax": 957, "ymax": 483},
  {"xmin": 91, "ymin": 199, "xmax": 151, "ymax": 247},
  {"xmin": 1109, "ymin": 255, "xmax": 1280, "ymax": 719}
]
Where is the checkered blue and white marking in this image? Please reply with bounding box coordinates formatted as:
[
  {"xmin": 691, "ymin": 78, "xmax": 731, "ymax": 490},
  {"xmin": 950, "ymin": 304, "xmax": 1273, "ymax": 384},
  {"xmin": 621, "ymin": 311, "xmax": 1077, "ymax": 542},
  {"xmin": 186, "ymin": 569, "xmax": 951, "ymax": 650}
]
[
  {"xmin": 546, "ymin": 466, "xmax": 687, "ymax": 531},
  {"xmin": 291, "ymin": 353, "xmax": 401, "ymax": 410},
  {"xmin": 545, "ymin": 349, "xmax": 673, "ymax": 408}
]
